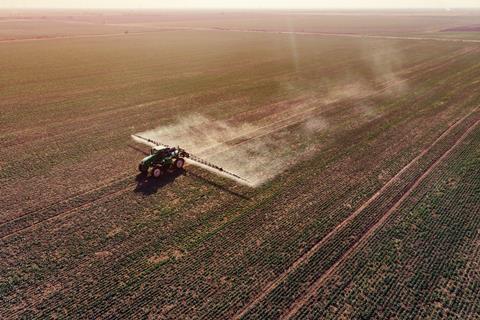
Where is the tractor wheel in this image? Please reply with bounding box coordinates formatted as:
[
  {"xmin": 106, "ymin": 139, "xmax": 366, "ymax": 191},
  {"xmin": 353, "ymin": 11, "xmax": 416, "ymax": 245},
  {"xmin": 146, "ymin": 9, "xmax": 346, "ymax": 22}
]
[
  {"xmin": 152, "ymin": 166, "xmax": 164, "ymax": 178},
  {"xmin": 174, "ymin": 158, "xmax": 185, "ymax": 169}
]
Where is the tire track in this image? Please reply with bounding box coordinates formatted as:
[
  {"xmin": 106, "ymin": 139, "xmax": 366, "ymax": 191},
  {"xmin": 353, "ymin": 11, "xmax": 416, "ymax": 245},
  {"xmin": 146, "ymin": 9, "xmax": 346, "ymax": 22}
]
[
  {"xmin": 281, "ymin": 117, "xmax": 480, "ymax": 319},
  {"xmin": 233, "ymin": 107, "xmax": 479, "ymax": 319},
  {"xmin": 0, "ymin": 172, "xmax": 133, "ymax": 223},
  {"xmin": 0, "ymin": 181, "xmax": 133, "ymax": 241}
]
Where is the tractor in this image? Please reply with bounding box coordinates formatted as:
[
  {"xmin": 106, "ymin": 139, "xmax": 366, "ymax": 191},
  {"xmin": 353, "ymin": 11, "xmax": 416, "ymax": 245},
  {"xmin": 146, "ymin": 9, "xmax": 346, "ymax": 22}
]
[
  {"xmin": 138, "ymin": 146, "xmax": 190, "ymax": 178},
  {"xmin": 133, "ymin": 134, "xmax": 248, "ymax": 183}
]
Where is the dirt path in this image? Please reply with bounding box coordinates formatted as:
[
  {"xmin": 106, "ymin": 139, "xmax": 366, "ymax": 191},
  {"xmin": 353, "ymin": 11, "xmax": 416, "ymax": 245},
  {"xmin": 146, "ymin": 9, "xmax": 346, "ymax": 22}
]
[
  {"xmin": 280, "ymin": 117, "xmax": 480, "ymax": 319},
  {"xmin": 232, "ymin": 107, "xmax": 479, "ymax": 319},
  {"xmin": 168, "ymin": 27, "xmax": 480, "ymax": 44},
  {"xmin": 3, "ymin": 25, "xmax": 480, "ymax": 44},
  {"xmin": 0, "ymin": 29, "xmax": 176, "ymax": 44}
]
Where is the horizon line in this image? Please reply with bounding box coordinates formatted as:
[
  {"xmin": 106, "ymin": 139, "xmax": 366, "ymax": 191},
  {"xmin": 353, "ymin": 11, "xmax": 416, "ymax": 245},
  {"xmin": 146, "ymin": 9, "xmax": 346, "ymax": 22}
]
[{"xmin": 2, "ymin": 7, "xmax": 480, "ymax": 10}]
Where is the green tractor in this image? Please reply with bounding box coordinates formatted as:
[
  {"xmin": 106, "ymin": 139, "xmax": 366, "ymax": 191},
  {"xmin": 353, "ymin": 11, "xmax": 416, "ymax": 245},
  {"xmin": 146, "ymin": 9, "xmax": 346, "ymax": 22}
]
[
  {"xmin": 133, "ymin": 135, "xmax": 249, "ymax": 183},
  {"xmin": 138, "ymin": 145, "xmax": 189, "ymax": 178}
]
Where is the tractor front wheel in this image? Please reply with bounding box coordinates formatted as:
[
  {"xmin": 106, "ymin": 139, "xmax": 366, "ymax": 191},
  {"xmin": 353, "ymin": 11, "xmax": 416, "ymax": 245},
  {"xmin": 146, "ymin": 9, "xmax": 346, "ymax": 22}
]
[
  {"xmin": 174, "ymin": 158, "xmax": 185, "ymax": 169},
  {"xmin": 152, "ymin": 166, "xmax": 164, "ymax": 178}
]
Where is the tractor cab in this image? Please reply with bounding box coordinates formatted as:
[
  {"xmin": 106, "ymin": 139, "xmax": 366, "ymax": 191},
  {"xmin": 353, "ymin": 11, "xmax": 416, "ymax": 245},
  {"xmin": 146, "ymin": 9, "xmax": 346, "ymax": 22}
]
[
  {"xmin": 151, "ymin": 147, "xmax": 166, "ymax": 156},
  {"xmin": 151, "ymin": 146, "xmax": 168, "ymax": 155}
]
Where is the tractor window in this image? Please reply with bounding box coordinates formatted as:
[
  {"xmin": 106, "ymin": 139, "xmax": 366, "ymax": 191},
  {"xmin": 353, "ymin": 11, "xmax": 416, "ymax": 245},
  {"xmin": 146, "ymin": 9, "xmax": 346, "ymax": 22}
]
[{"xmin": 158, "ymin": 149, "xmax": 169, "ymax": 157}]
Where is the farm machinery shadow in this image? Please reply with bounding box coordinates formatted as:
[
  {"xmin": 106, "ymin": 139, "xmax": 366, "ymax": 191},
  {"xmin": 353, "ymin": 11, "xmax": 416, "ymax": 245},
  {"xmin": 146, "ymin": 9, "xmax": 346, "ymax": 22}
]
[
  {"xmin": 186, "ymin": 171, "xmax": 250, "ymax": 200},
  {"xmin": 134, "ymin": 170, "xmax": 184, "ymax": 195},
  {"xmin": 133, "ymin": 170, "xmax": 250, "ymax": 200}
]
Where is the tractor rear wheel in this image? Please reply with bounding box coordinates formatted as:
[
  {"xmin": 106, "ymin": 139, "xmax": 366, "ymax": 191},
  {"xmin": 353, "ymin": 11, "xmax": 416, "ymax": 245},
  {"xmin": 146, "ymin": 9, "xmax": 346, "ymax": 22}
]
[
  {"xmin": 174, "ymin": 158, "xmax": 185, "ymax": 169},
  {"xmin": 152, "ymin": 166, "xmax": 164, "ymax": 178}
]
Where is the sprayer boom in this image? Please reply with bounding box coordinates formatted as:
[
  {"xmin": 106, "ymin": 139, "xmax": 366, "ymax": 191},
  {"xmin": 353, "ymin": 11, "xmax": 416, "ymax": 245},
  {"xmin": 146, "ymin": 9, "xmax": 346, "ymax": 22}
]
[
  {"xmin": 133, "ymin": 135, "xmax": 249, "ymax": 184},
  {"xmin": 133, "ymin": 134, "xmax": 170, "ymax": 148},
  {"xmin": 187, "ymin": 154, "xmax": 249, "ymax": 183}
]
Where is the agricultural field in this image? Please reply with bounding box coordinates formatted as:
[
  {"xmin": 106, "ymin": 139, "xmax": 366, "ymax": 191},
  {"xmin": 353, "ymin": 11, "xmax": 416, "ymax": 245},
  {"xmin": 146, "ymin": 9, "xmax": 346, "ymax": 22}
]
[{"xmin": 1, "ymin": 10, "xmax": 479, "ymax": 319}]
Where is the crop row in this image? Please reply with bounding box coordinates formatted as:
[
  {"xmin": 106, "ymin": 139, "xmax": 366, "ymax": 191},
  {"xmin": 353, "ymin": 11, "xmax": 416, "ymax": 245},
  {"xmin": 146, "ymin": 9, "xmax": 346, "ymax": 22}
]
[
  {"xmin": 235, "ymin": 110, "xmax": 479, "ymax": 319},
  {"xmin": 293, "ymin": 125, "xmax": 480, "ymax": 319}
]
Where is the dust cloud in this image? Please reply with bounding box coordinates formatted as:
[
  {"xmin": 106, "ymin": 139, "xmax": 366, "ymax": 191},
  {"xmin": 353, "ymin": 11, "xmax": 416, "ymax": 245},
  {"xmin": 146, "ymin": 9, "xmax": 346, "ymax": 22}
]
[
  {"xmin": 132, "ymin": 114, "xmax": 320, "ymax": 187},
  {"xmin": 132, "ymin": 44, "xmax": 407, "ymax": 187},
  {"xmin": 367, "ymin": 44, "xmax": 408, "ymax": 95}
]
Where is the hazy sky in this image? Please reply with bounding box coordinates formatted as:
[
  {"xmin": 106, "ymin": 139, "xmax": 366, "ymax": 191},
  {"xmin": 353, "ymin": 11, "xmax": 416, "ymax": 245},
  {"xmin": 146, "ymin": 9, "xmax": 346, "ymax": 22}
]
[{"xmin": 2, "ymin": 0, "xmax": 480, "ymax": 9}]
